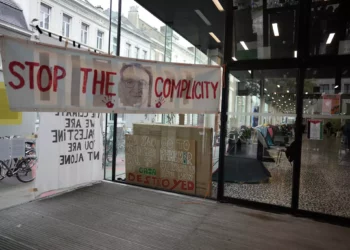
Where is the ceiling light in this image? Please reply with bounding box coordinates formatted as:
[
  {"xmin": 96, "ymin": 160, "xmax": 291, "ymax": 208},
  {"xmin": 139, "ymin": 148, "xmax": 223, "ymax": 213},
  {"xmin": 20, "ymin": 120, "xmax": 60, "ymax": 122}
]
[
  {"xmin": 272, "ymin": 23, "xmax": 279, "ymax": 36},
  {"xmin": 209, "ymin": 32, "xmax": 220, "ymax": 43},
  {"xmin": 264, "ymin": 88, "xmax": 267, "ymax": 91},
  {"xmin": 274, "ymin": 92, "xmax": 277, "ymax": 95},
  {"xmin": 287, "ymin": 90, "xmax": 289, "ymax": 93},
  {"xmin": 305, "ymin": 92, "xmax": 308, "ymax": 94},
  {"xmin": 248, "ymin": 70, "xmax": 252, "ymax": 74},
  {"xmin": 294, "ymin": 51, "xmax": 298, "ymax": 58},
  {"xmin": 334, "ymin": 85, "xmax": 339, "ymax": 89},
  {"xmin": 240, "ymin": 41, "xmax": 249, "ymax": 50},
  {"xmin": 326, "ymin": 33, "xmax": 335, "ymax": 45},
  {"xmin": 268, "ymin": 94, "xmax": 270, "ymax": 96},
  {"xmin": 195, "ymin": 10, "xmax": 211, "ymax": 26},
  {"xmin": 232, "ymin": 57, "xmax": 238, "ymax": 61},
  {"xmin": 212, "ymin": 0, "xmax": 224, "ymax": 11},
  {"xmin": 277, "ymin": 85, "xmax": 280, "ymax": 88}
]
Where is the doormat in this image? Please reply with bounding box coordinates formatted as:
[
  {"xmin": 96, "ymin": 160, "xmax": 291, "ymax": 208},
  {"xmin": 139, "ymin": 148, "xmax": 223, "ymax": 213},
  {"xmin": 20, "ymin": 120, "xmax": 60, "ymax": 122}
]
[{"xmin": 212, "ymin": 157, "xmax": 271, "ymax": 184}]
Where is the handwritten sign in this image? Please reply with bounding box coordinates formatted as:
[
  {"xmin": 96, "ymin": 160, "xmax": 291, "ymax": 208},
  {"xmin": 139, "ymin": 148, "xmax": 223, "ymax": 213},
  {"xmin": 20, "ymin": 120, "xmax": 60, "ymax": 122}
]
[
  {"xmin": 35, "ymin": 112, "xmax": 103, "ymax": 193},
  {"xmin": 125, "ymin": 135, "xmax": 196, "ymax": 194},
  {"xmin": 1, "ymin": 36, "xmax": 221, "ymax": 114},
  {"xmin": 50, "ymin": 113, "xmax": 101, "ymax": 165}
]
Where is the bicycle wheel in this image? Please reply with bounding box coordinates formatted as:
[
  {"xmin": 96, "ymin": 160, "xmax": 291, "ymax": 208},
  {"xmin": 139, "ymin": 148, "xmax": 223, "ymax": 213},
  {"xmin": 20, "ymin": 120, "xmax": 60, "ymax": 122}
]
[{"xmin": 15, "ymin": 158, "xmax": 37, "ymax": 183}]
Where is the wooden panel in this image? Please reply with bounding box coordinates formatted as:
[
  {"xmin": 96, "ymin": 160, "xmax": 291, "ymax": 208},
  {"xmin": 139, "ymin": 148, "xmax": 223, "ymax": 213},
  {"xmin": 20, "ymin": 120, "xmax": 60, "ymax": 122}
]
[
  {"xmin": 125, "ymin": 134, "xmax": 196, "ymax": 194},
  {"xmin": 131, "ymin": 123, "xmax": 213, "ymax": 197}
]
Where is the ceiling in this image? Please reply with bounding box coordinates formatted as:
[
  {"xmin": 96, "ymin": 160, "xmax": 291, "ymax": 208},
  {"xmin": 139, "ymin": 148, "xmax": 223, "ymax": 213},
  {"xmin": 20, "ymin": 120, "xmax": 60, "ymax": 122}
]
[{"xmin": 135, "ymin": 0, "xmax": 225, "ymax": 55}]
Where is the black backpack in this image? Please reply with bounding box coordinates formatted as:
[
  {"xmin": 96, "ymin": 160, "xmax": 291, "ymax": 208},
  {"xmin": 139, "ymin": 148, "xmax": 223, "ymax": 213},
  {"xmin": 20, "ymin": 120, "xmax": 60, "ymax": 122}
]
[{"xmin": 285, "ymin": 141, "xmax": 296, "ymax": 163}]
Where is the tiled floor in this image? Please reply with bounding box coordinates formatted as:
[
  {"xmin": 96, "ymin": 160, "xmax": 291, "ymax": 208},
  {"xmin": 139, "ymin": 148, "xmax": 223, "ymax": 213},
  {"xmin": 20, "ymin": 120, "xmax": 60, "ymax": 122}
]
[
  {"xmin": 0, "ymin": 177, "xmax": 35, "ymax": 210},
  {"xmin": 0, "ymin": 182, "xmax": 349, "ymax": 250},
  {"xmin": 218, "ymin": 136, "xmax": 350, "ymax": 218}
]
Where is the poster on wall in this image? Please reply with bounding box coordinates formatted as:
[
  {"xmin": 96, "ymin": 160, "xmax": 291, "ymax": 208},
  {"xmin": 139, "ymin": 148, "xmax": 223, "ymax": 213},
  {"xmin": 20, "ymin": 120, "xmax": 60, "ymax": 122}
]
[
  {"xmin": 322, "ymin": 94, "xmax": 340, "ymax": 115},
  {"xmin": 0, "ymin": 36, "xmax": 222, "ymax": 114},
  {"xmin": 307, "ymin": 119, "xmax": 324, "ymax": 140},
  {"xmin": 35, "ymin": 112, "xmax": 103, "ymax": 194},
  {"xmin": 125, "ymin": 134, "xmax": 196, "ymax": 195}
]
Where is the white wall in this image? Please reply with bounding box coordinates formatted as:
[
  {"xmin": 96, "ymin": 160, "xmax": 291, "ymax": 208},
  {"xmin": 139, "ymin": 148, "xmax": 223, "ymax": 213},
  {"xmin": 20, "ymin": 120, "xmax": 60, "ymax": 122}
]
[
  {"xmin": 120, "ymin": 30, "xmax": 150, "ymax": 59},
  {"xmin": 19, "ymin": 0, "xmax": 150, "ymax": 55}
]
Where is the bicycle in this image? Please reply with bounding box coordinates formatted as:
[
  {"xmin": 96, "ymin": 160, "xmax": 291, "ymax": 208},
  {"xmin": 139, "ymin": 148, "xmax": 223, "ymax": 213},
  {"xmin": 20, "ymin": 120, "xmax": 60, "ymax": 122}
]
[{"xmin": 0, "ymin": 140, "xmax": 37, "ymax": 183}]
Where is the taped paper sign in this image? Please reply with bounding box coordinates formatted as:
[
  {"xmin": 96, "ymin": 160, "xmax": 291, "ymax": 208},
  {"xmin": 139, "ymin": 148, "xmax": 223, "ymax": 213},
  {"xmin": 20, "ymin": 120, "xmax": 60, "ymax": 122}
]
[
  {"xmin": 0, "ymin": 36, "xmax": 221, "ymax": 114},
  {"xmin": 125, "ymin": 135, "xmax": 196, "ymax": 194}
]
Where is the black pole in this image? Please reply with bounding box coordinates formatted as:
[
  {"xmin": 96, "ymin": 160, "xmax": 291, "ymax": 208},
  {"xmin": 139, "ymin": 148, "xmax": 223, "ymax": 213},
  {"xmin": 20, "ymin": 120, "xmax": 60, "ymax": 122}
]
[
  {"xmin": 116, "ymin": 0, "xmax": 122, "ymax": 57},
  {"xmin": 108, "ymin": 0, "xmax": 113, "ymax": 55},
  {"xmin": 217, "ymin": 0, "xmax": 234, "ymax": 200},
  {"xmin": 263, "ymin": 0, "xmax": 268, "ymax": 47},
  {"xmin": 292, "ymin": 0, "xmax": 311, "ymax": 211},
  {"xmin": 111, "ymin": 0, "xmax": 122, "ymax": 182},
  {"xmin": 104, "ymin": 0, "xmax": 113, "ymax": 180}
]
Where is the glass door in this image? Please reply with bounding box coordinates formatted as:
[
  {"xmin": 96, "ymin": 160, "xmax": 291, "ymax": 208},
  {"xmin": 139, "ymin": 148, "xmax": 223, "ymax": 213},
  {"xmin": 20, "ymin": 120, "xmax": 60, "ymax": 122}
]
[{"xmin": 222, "ymin": 68, "xmax": 298, "ymax": 207}]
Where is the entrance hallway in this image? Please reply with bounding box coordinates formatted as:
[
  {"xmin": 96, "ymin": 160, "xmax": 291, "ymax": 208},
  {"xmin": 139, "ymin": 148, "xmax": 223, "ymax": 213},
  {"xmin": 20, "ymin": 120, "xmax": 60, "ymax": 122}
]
[{"xmin": 0, "ymin": 182, "xmax": 349, "ymax": 250}]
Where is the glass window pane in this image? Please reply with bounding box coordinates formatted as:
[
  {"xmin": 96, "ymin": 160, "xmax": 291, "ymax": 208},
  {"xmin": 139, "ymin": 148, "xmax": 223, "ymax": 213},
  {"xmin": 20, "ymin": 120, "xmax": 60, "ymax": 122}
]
[
  {"xmin": 232, "ymin": 2, "xmax": 298, "ymax": 60},
  {"xmin": 222, "ymin": 69, "xmax": 297, "ymax": 207},
  {"xmin": 299, "ymin": 67, "xmax": 350, "ymax": 218},
  {"xmin": 310, "ymin": 0, "xmax": 350, "ymax": 56},
  {"xmin": 267, "ymin": 0, "xmax": 299, "ymax": 8}
]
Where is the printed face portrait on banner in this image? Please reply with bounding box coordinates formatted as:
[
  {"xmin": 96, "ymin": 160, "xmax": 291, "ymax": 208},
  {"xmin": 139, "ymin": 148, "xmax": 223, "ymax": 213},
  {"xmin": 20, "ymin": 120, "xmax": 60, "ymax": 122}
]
[{"xmin": 118, "ymin": 63, "xmax": 153, "ymax": 108}]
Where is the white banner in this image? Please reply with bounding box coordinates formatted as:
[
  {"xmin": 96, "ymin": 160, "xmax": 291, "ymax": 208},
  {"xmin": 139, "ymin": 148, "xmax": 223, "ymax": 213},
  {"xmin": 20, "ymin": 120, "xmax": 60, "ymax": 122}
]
[
  {"xmin": 0, "ymin": 36, "xmax": 222, "ymax": 114},
  {"xmin": 35, "ymin": 112, "xmax": 103, "ymax": 194}
]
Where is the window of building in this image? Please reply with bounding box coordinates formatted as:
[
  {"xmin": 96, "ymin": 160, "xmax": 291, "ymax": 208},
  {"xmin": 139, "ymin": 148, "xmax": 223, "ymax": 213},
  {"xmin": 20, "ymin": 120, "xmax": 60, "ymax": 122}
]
[
  {"xmin": 319, "ymin": 84, "xmax": 330, "ymax": 93},
  {"xmin": 135, "ymin": 47, "xmax": 139, "ymax": 58},
  {"xmin": 40, "ymin": 3, "xmax": 51, "ymax": 29},
  {"xmin": 62, "ymin": 14, "xmax": 71, "ymax": 37},
  {"xmin": 112, "ymin": 37, "xmax": 117, "ymax": 54},
  {"xmin": 143, "ymin": 50, "xmax": 147, "ymax": 59},
  {"xmin": 97, "ymin": 30, "xmax": 104, "ymax": 50},
  {"xmin": 344, "ymin": 84, "xmax": 350, "ymax": 93},
  {"xmin": 125, "ymin": 43, "xmax": 131, "ymax": 57},
  {"xmin": 81, "ymin": 23, "xmax": 88, "ymax": 44}
]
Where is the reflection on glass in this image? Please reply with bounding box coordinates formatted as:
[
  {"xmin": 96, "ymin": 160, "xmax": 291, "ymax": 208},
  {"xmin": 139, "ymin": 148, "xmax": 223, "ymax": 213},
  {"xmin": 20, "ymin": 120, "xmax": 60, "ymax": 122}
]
[
  {"xmin": 105, "ymin": 0, "xmax": 212, "ymax": 181},
  {"xmin": 233, "ymin": 1, "xmax": 298, "ymax": 60},
  {"xmin": 267, "ymin": 0, "xmax": 299, "ymax": 9},
  {"xmin": 299, "ymin": 67, "xmax": 350, "ymax": 218},
  {"xmin": 310, "ymin": 0, "xmax": 350, "ymax": 56},
  {"xmin": 221, "ymin": 69, "xmax": 297, "ymax": 207}
]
